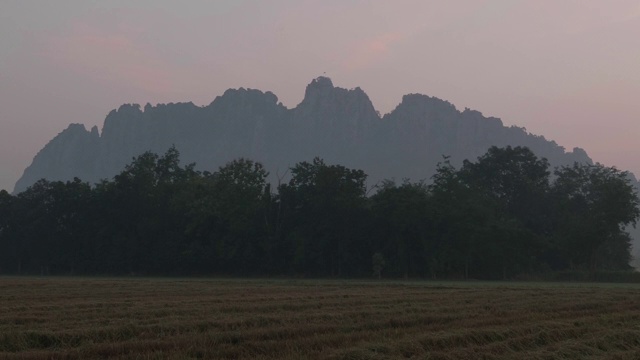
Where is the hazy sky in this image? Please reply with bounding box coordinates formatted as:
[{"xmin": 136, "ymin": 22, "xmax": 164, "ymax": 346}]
[{"xmin": 1, "ymin": 1, "xmax": 639, "ymax": 192}]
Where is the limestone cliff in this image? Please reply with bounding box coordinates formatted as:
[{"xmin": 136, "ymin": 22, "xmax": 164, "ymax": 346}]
[{"xmin": 14, "ymin": 77, "xmax": 597, "ymax": 194}]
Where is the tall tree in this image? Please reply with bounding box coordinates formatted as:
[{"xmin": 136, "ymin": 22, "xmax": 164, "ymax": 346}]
[
  {"xmin": 0, "ymin": 190, "xmax": 16, "ymax": 273},
  {"xmin": 429, "ymin": 159, "xmax": 493, "ymax": 279},
  {"xmin": 459, "ymin": 146, "xmax": 552, "ymax": 278},
  {"xmin": 9, "ymin": 178, "xmax": 92, "ymax": 274},
  {"xmin": 210, "ymin": 158, "xmax": 269, "ymax": 273},
  {"xmin": 104, "ymin": 146, "xmax": 197, "ymax": 274},
  {"xmin": 278, "ymin": 158, "xmax": 368, "ymax": 276},
  {"xmin": 371, "ymin": 180, "xmax": 432, "ymax": 278},
  {"xmin": 552, "ymin": 163, "xmax": 639, "ymax": 271},
  {"xmin": 175, "ymin": 158, "xmax": 269, "ymax": 274}
]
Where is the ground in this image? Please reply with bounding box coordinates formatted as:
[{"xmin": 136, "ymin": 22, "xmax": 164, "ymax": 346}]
[{"xmin": 1, "ymin": 277, "xmax": 640, "ymax": 359}]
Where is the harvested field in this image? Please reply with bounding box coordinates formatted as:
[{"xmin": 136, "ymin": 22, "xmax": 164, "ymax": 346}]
[{"xmin": 1, "ymin": 278, "xmax": 640, "ymax": 359}]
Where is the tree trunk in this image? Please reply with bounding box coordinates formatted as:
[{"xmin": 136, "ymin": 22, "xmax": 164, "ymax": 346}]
[{"xmin": 464, "ymin": 258, "xmax": 469, "ymax": 280}]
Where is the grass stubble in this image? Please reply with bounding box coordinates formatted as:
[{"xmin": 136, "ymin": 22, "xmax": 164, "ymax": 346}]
[{"xmin": 0, "ymin": 278, "xmax": 640, "ymax": 359}]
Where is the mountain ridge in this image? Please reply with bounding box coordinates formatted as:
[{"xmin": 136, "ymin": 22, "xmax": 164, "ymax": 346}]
[{"xmin": 15, "ymin": 76, "xmax": 596, "ymax": 194}]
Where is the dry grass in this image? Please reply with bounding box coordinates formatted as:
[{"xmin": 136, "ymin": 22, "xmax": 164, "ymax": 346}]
[{"xmin": 1, "ymin": 278, "xmax": 640, "ymax": 359}]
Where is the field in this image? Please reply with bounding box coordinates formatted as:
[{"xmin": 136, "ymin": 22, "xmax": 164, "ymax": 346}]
[{"xmin": 1, "ymin": 278, "xmax": 640, "ymax": 359}]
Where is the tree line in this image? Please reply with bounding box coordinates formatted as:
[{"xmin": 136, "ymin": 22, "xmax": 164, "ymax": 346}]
[{"xmin": 0, "ymin": 146, "xmax": 638, "ymax": 279}]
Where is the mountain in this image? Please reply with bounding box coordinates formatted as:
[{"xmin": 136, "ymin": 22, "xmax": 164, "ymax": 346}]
[{"xmin": 14, "ymin": 77, "xmax": 595, "ymax": 194}]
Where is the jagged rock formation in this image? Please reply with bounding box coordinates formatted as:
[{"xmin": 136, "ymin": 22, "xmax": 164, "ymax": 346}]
[{"xmin": 15, "ymin": 77, "xmax": 595, "ymax": 194}]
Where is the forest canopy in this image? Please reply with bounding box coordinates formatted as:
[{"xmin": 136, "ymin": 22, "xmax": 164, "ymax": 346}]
[{"xmin": 0, "ymin": 146, "xmax": 637, "ymax": 279}]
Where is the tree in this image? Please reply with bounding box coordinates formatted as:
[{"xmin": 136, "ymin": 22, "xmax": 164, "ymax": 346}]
[
  {"xmin": 175, "ymin": 158, "xmax": 270, "ymax": 274},
  {"xmin": 552, "ymin": 163, "xmax": 639, "ymax": 271},
  {"xmin": 105, "ymin": 146, "xmax": 198, "ymax": 274},
  {"xmin": 372, "ymin": 252, "xmax": 386, "ymax": 279},
  {"xmin": 459, "ymin": 146, "xmax": 552, "ymax": 278},
  {"xmin": 278, "ymin": 158, "xmax": 368, "ymax": 276},
  {"xmin": 429, "ymin": 158, "xmax": 493, "ymax": 279},
  {"xmin": 209, "ymin": 158, "xmax": 269, "ymax": 273},
  {"xmin": 460, "ymin": 146, "xmax": 551, "ymax": 227},
  {"xmin": 9, "ymin": 178, "xmax": 92, "ymax": 274},
  {"xmin": 0, "ymin": 190, "xmax": 16, "ymax": 273},
  {"xmin": 371, "ymin": 179, "xmax": 432, "ymax": 278}
]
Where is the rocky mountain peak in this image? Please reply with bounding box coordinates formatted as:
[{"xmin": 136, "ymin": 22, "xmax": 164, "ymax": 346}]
[
  {"xmin": 291, "ymin": 78, "xmax": 380, "ymax": 163},
  {"xmin": 101, "ymin": 104, "xmax": 144, "ymax": 141},
  {"xmin": 14, "ymin": 78, "xmax": 615, "ymax": 197},
  {"xmin": 213, "ymin": 88, "xmax": 279, "ymax": 106},
  {"xmin": 297, "ymin": 77, "xmax": 377, "ymax": 120},
  {"xmin": 300, "ymin": 77, "xmax": 371, "ymax": 107},
  {"xmin": 387, "ymin": 93, "xmax": 459, "ymax": 121},
  {"xmin": 303, "ymin": 76, "xmax": 334, "ymax": 99},
  {"xmin": 14, "ymin": 123, "xmax": 99, "ymax": 193}
]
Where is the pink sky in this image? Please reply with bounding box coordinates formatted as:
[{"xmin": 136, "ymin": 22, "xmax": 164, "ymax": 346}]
[{"xmin": 1, "ymin": 1, "xmax": 639, "ymax": 191}]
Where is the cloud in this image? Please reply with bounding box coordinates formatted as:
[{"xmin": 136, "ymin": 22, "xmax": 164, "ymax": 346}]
[
  {"xmin": 342, "ymin": 32, "xmax": 404, "ymax": 70},
  {"xmin": 44, "ymin": 21, "xmax": 175, "ymax": 95}
]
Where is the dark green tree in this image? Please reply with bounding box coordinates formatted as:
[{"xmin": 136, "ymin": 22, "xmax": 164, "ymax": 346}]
[
  {"xmin": 104, "ymin": 146, "xmax": 197, "ymax": 274},
  {"xmin": 552, "ymin": 163, "xmax": 639, "ymax": 271},
  {"xmin": 209, "ymin": 158, "xmax": 269, "ymax": 273},
  {"xmin": 0, "ymin": 190, "xmax": 17, "ymax": 273},
  {"xmin": 9, "ymin": 178, "xmax": 92, "ymax": 274},
  {"xmin": 278, "ymin": 158, "xmax": 368, "ymax": 276},
  {"xmin": 3, "ymin": 145, "xmax": 637, "ymax": 279},
  {"xmin": 459, "ymin": 146, "xmax": 552, "ymax": 278},
  {"xmin": 174, "ymin": 158, "xmax": 269, "ymax": 274},
  {"xmin": 371, "ymin": 179, "xmax": 432, "ymax": 278},
  {"xmin": 429, "ymin": 158, "xmax": 493, "ymax": 279}
]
